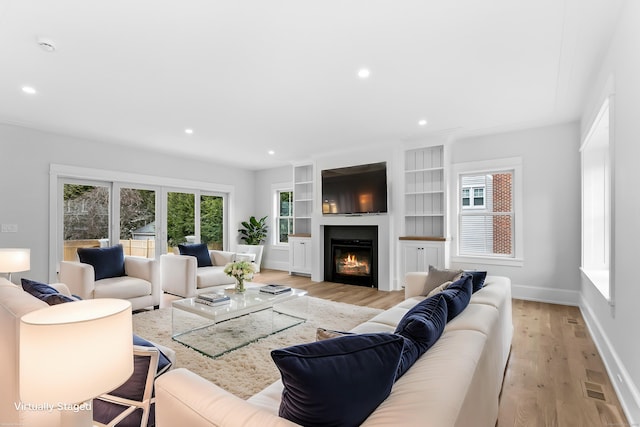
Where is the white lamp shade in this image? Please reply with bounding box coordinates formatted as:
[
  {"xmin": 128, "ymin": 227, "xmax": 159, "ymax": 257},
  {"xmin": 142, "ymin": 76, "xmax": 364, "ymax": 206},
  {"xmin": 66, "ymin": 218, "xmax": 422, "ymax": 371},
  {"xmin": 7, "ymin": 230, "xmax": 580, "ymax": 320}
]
[
  {"xmin": 0, "ymin": 248, "xmax": 30, "ymax": 273},
  {"xmin": 20, "ymin": 299, "xmax": 133, "ymax": 404}
]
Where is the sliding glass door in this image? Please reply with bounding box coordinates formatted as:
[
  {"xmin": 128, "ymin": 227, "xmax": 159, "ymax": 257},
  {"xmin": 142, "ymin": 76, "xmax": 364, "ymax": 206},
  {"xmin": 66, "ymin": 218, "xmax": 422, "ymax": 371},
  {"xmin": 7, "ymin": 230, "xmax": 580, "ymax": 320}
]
[
  {"xmin": 62, "ymin": 181, "xmax": 110, "ymax": 260},
  {"xmin": 57, "ymin": 177, "xmax": 227, "ymax": 267},
  {"xmin": 119, "ymin": 186, "xmax": 158, "ymax": 259},
  {"xmin": 166, "ymin": 191, "xmax": 196, "ymax": 253},
  {"xmin": 201, "ymin": 194, "xmax": 225, "ymax": 250},
  {"xmin": 165, "ymin": 191, "xmax": 226, "ymax": 253}
]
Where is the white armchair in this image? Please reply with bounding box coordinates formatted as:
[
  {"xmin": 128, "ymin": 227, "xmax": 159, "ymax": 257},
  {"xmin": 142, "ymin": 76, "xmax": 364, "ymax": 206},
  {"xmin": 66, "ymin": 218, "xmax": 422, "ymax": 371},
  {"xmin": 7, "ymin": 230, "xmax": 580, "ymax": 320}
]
[
  {"xmin": 160, "ymin": 250, "xmax": 236, "ymax": 298},
  {"xmin": 236, "ymin": 244, "xmax": 264, "ymax": 272},
  {"xmin": 59, "ymin": 256, "xmax": 161, "ymax": 311}
]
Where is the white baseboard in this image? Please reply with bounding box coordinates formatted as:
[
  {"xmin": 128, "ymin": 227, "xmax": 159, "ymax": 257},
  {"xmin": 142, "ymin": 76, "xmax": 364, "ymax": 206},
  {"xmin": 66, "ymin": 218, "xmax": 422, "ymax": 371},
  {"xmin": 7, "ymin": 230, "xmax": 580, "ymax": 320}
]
[
  {"xmin": 261, "ymin": 260, "xmax": 289, "ymax": 272},
  {"xmin": 511, "ymin": 284, "xmax": 580, "ymax": 306},
  {"xmin": 580, "ymin": 296, "xmax": 640, "ymax": 425}
]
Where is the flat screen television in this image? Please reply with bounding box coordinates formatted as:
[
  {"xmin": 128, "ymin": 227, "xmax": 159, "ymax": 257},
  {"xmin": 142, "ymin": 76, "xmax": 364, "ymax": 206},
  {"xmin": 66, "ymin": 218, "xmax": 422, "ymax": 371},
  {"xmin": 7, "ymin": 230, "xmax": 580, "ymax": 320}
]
[{"xmin": 321, "ymin": 162, "xmax": 388, "ymax": 215}]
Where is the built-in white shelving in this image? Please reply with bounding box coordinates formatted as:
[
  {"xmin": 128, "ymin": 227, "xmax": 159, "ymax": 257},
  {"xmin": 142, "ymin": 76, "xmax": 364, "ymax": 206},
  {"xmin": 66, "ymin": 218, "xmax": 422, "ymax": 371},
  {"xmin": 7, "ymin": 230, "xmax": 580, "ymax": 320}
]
[
  {"xmin": 289, "ymin": 163, "xmax": 314, "ymax": 276},
  {"xmin": 293, "ymin": 164, "xmax": 313, "ymax": 235},
  {"xmin": 403, "ymin": 146, "xmax": 445, "ymax": 238},
  {"xmin": 399, "ymin": 145, "xmax": 448, "ymax": 283}
]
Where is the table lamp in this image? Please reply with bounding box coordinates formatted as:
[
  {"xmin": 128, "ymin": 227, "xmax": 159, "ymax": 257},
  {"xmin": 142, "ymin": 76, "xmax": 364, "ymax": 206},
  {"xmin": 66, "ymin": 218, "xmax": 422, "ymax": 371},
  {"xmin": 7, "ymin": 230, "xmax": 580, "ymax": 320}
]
[
  {"xmin": 20, "ymin": 299, "xmax": 133, "ymax": 427},
  {"xmin": 0, "ymin": 248, "xmax": 30, "ymax": 282}
]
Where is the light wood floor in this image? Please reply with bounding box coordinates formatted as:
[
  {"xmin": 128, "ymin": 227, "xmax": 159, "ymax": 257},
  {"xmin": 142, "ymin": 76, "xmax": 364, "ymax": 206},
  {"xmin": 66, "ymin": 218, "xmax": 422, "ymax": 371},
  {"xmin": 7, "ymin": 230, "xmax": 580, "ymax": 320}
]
[{"xmin": 163, "ymin": 269, "xmax": 629, "ymax": 426}]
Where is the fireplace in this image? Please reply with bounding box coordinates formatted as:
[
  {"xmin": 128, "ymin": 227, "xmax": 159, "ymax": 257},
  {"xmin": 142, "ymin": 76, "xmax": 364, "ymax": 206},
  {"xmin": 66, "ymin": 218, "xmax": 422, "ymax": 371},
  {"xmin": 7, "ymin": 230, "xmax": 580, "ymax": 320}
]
[
  {"xmin": 331, "ymin": 239, "xmax": 373, "ymax": 287},
  {"xmin": 324, "ymin": 225, "xmax": 378, "ymax": 288}
]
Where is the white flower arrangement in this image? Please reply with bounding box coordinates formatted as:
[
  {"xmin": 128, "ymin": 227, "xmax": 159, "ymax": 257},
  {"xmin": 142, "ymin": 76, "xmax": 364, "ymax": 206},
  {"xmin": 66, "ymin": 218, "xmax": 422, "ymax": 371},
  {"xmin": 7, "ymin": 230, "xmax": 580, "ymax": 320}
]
[{"xmin": 223, "ymin": 260, "xmax": 255, "ymax": 292}]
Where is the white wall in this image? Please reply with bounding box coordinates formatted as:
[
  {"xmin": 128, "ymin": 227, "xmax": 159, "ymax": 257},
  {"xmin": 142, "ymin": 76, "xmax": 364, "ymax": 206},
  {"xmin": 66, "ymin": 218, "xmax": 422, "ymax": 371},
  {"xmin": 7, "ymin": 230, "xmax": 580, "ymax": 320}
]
[
  {"xmin": 0, "ymin": 123, "xmax": 256, "ymax": 283},
  {"xmin": 254, "ymin": 165, "xmax": 292, "ymax": 271},
  {"xmin": 579, "ymin": 0, "xmax": 640, "ymax": 422},
  {"xmin": 449, "ymin": 122, "xmax": 582, "ymax": 305},
  {"xmin": 253, "ymin": 126, "xmax": 582, "ymax": 297}
]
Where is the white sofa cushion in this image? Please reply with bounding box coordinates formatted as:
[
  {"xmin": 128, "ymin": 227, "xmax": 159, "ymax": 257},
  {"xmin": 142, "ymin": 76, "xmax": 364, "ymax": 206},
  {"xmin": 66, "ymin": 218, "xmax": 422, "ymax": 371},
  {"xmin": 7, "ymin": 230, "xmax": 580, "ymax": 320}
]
[
  {"xmin": 196, "ymin": 267, "xmax": 231, "ymax": 289},
  {"xmin": 155, "ymin": 369, "xmax": 298, "ymax": 427},
  {"xmin": 362, "ymin": 330, "xmax": 490, "ymax": 427},
  {"xmin": 95, "ymin": 276, "xmax": 152, "ymax": 299}
]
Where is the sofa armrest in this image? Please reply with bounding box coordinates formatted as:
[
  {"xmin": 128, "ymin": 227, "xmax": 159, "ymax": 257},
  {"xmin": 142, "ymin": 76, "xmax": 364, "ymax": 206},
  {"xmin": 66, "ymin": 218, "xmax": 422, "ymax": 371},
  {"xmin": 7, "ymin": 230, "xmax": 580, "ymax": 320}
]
[
  {"xmin": 125, "ymin": 256, "xmax": 160, "ymax": 305},
  {"xmin": 210, "ymin": 250, "xmax": 235, "ymax": 266},
  {"xmin": 160, "ymin": 254, "xmax": 198, "ymax": 298},
  {"xmin": 156, "ymin": 369, "xmax": 299, "ymax": 427},
  {"xmin": 124, "ymin": 256, "xmax": 155, "ymax": 282},
  {"xmin": 404, "ymin": 271, "xmax": 429, "ymax": 299},
  {"xmin": 58, "ymin": 261, "xmax": 96, "ymax": 300}
]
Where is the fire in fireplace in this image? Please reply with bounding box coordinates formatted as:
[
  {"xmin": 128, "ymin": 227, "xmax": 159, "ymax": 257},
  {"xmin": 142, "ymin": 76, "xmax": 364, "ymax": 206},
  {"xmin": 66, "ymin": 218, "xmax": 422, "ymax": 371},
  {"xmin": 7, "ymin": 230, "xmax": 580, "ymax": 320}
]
[
  {"xmin": 336, "ymin": 252, "xmax": 370, "ymax": 276},
  {"xmin": 331, "ymin": 239, "xmax": 374, "ymax": 287}
]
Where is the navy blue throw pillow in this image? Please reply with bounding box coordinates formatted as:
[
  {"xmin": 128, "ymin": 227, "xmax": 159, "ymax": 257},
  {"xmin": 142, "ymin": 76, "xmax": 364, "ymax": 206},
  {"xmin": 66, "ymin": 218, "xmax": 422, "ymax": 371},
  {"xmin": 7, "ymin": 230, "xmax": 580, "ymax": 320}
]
[
  {"xmin": 465, "ymin": 270, "xmax": 488, "ymax": 293},
  {"xmin": 21, "ymin": 278, "xmax": 78, "ymax": 305},
  {"xmin": 271, "ymin": 333, "xmax": 404, "ymax": 427},
  {"xmin": 178, "ymin": 243, "xmax": 213, "ymax": 268},
  {"xmin": 132, "ymin": 334, "xmax": 172, "ymax": 375},
  {"xmin": 395, "ymin": 335, "xmax": 421, "ymax": 380},
  {"xmin": 77, "ymin": 244, "xmax": 126, "ymax": 281},
  {"xmin": 441, "ymin": 274, "xmax": 473, "ymax": 321},
  {"xmin": 394, "ymin": 294, "xmax": 448, "ymax": 354}
]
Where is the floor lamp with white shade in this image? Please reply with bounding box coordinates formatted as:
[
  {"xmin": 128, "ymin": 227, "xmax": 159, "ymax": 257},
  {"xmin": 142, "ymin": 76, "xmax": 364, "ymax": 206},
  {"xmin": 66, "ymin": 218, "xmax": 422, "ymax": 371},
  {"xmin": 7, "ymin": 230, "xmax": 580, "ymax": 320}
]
[{"xmin": 20, "ymin": 299, "xmax": 133, "ymax": 427}]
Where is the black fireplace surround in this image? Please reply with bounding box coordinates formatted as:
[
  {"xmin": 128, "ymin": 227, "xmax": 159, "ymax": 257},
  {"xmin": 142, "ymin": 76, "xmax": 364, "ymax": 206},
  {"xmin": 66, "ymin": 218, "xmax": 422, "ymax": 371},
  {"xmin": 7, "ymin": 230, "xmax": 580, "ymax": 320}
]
[{"xmin": 323, "ymin": 225, "xmax": 378, "ymax": 288}]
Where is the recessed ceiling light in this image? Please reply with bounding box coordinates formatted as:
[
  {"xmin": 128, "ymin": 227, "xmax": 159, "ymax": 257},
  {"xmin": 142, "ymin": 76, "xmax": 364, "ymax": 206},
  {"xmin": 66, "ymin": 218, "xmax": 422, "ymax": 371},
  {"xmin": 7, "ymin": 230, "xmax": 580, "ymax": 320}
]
[
  {"xmin": 418, "ymin": 119, "xmax": 428, "ymax": 126},
  {"xmin": 22, "ymin": 86, "xmax": 37, "ymax": 95},
  {"xmin": 184, "ymin": 129, "xmax": 193, "ymax": 135},
  {"xmin": 268, "ymin": 150, "xmax": 275, "ymax": 155},
  {"xmin": 357, "ymin": 68, "xmax": 371, "ymax": 79}
]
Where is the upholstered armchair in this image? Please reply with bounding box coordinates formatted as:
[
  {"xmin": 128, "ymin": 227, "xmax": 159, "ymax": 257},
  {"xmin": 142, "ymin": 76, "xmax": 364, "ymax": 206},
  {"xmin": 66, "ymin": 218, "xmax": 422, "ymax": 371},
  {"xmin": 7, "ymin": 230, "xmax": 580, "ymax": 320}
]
[
  {"xmin": 236, "ymin": 244, "xmax": 264, "ymax": 272},
  {"xmin": 161, "ymin": 244, "xmax": 237, "ymax": 298},
  {"xmin": 59, "ymin": 245, "xmax": 161, "ymax": 311}
]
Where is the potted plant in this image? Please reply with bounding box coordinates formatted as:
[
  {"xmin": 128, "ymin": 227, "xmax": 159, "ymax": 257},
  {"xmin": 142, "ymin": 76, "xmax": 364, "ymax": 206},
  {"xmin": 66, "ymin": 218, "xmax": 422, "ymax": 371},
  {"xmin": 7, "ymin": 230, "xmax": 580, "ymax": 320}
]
[
  {"xmin": 238, "ymin": 215, "xmax": 268, "ymax": 245},
  {"xmin": 237, "ymin": 216, "xmax": 268, "ymax": 272}
]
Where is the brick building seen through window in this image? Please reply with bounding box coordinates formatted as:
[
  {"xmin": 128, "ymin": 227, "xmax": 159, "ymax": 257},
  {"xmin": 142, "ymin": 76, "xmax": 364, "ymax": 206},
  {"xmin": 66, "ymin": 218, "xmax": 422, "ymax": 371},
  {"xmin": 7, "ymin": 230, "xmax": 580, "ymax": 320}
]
[{"xmin": 460, "ymin": 172, "xmax": 513, "ymax": 257}]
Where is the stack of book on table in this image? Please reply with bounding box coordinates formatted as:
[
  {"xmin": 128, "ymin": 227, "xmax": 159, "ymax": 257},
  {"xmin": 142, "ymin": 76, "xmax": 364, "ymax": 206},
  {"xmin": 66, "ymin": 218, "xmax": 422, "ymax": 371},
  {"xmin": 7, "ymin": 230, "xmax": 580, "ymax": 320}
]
[
  {"xmin": 195, "ymin": 293, "xmax": 231, "ymax": 307},
  {"xmin": 259, "ymin": 284, "xmax": 292, "ymax": 295}
]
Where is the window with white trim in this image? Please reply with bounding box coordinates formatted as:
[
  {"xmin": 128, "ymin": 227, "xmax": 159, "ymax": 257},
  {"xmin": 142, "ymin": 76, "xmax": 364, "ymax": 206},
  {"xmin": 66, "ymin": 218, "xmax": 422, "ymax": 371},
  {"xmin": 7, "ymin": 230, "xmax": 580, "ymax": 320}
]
[
  {"xmin": 452, "ymin": 157, "xmax": 523, "ymax": 265},
  {"xmin": 581, "ymin": 97, "xmax": 612, "ymax": 301},
  {"xmin": 275, "ymin": 189, "xmax": 293, "ymax": 244}
]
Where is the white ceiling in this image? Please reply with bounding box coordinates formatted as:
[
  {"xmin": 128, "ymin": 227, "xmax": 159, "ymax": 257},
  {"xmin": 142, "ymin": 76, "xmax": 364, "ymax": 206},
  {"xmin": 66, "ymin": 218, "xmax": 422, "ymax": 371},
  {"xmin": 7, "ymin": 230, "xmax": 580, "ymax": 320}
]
[{"xmin": 0, "ymin": 0, "xmax": 623, "ymax": 169}]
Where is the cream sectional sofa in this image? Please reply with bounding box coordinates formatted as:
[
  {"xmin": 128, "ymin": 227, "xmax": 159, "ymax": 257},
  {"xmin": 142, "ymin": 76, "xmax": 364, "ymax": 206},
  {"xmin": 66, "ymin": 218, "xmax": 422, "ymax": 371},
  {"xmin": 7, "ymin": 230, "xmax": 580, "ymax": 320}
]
[
  {"xmin": 155, "ymin": 274, "xmax": 513, "ymax": 427},
  {"xmin": 0, "ymin": 277, "xmax": 176, "ymax": 427}
]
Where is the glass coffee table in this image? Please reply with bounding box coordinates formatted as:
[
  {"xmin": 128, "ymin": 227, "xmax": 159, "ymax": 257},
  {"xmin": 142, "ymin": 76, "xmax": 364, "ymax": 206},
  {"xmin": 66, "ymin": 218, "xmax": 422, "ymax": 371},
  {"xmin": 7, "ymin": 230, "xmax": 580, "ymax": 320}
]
[{"xmin": 171, "ymin": 285, "xmax": 308, "ymax": 358}]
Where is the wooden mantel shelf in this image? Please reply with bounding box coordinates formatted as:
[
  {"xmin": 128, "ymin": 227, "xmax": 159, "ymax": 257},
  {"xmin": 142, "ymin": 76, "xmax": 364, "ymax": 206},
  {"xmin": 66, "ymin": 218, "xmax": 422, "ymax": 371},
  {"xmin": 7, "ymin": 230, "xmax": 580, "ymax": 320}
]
[{"xmin": 399, "ymin": 236, "xmax": 446, "ymax": 242}]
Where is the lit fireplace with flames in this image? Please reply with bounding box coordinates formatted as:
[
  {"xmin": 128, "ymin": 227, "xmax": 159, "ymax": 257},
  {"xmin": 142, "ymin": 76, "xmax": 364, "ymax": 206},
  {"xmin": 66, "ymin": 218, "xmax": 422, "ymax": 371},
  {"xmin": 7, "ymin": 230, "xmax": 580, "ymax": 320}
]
[{"xmin": 336, "ymin": 252, "xmax": 370, "ymax": 277}]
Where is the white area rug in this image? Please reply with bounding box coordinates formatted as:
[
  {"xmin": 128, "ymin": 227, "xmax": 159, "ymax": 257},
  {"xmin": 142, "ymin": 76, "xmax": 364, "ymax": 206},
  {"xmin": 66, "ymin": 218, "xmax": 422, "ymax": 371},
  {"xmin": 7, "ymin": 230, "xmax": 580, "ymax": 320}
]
[{"xmin": 132, "ymin": 297, "xmax": 382, "ymax": 399}]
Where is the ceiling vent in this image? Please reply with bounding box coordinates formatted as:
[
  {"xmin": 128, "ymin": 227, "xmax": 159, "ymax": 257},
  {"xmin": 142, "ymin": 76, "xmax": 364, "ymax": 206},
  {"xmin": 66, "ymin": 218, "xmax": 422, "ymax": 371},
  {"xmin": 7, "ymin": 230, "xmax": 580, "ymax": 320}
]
[{"xmin": 37, "ymin": 38, "xmax": 56, "ymax": 52}]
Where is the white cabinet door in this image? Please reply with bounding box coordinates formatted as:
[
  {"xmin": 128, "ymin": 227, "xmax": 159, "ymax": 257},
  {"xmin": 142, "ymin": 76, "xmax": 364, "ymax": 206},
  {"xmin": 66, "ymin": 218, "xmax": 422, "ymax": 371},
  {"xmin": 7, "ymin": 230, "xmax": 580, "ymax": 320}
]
[
  {"xmin": 289, "ymin": 237, "xmax": 312, "ymax": 275},
  {"xmin": 399, "ymin": 240, "xmax": 445, "ymax": 285}
]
